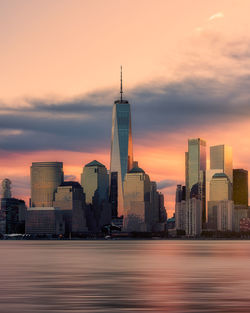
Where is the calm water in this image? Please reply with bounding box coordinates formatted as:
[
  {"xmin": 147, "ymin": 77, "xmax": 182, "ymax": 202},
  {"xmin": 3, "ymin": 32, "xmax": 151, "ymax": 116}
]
[{"xmin": 0, "ymin": 240, "xmax": 250, "ymax": 313}]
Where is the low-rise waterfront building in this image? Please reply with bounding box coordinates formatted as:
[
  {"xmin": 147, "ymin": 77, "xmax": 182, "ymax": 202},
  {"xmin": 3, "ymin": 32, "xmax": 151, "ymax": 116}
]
[{"xmin": 25, "ymin": 207, "xmax": 65, "ymax": 236}]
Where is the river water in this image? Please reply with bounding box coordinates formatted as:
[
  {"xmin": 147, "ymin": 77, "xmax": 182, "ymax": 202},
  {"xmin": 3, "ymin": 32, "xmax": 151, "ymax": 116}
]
[{"xmin": 0, "ymin": 240, "xmax": 250, "ymax": 312}]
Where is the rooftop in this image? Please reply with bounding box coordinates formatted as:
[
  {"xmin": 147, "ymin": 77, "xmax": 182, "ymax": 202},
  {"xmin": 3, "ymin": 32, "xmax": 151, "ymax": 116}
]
[
  {"xmin": 59, "ymin": 181, "xmax": 82, "ymax": 188},
  {"xmin": 27, "ymin": 207, "xmax": 59, "ymax": 211},
  {"xmin": 212, "ymin": 173, "xmax": 229, "ymax": 179},
  {"xmin": 129, "ymin": 166, "xmax": 145, "ymax": 174},
  {"xmin": 85, "ymin": 160, "xmax": 105, "ymax": 168}
]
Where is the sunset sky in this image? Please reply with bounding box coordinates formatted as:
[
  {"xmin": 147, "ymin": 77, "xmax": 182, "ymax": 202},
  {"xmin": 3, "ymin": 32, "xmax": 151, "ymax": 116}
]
[{"xmin": 1, "ymin": 0, "xmax": 250, "ymax": 216}]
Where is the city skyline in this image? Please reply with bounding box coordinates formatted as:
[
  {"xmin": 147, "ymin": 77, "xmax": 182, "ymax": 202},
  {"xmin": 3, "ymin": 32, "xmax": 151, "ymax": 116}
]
[{"xmin": 0, "ymin": 0, "xmax": 250, "ymax": 217}]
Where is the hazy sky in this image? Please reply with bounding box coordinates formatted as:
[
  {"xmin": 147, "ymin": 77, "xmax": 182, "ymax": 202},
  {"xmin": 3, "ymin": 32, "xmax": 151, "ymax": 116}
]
[{"xmin": 1, "ymin": 0, "xmax": 250, "ymax": 215}]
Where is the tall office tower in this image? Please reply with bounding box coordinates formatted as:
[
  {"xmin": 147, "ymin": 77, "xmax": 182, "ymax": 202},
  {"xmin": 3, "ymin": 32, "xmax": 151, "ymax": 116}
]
[
  {"xmin": 185, "ymin": 198, "xmax": 202, "ymax": 236},
  {"xmin": 210, "ymin": 145, "xmax": 233, "ymax": 181},
  {"xmin": 208, "ymin": 173, "xmax": 233, "ymax": 231},
  {"xmin": 81, "ymin": 160, "xmax": 111, "ymax": 230},
  {"xmin": 175, "ymin": 185, "xmax": 186, "ymax": 231},
  {"xmin": 53, "ymin": 182, "xmax": 88, "ymax": 235},
  {"xmin": 185, "ymin": 138, "xmax": 206, "ymax": 224},
  {"xmin": 159, "ymin": 193, "xmax": 167, "ymax": 223},
  {"xmin": 81, "ymin": 160, "xmax": 109, "ymax": 205},
  {"xmin": 175, "ymin": 184, "xmax": 183, "ymax": 203},
  {"xmin": 210, "ymin": 173, "xmax": 232, "ymax": 201},
  {"xmin": 110, "ymin": 67, "xmax": 133, "ymax": 216},
  {"xmin": 1, "ymin": 179, "xmax": 12, "ymax": 199},
  {"xmin": 31, "ymin": 162, "xmax": 64, "ymax": 207},
  {"xmin": 123, "ymin": 166, "xmax": 151, "ymax": 232},
  {"xmin": 150, "ymin": 181, "xmax": 160, "ymax": 225},
  {"xmin": 109, "ymin": 172, "xmax": 118, "ymax": 218},
  {"xmin": 150, "ymin": 182, "xmax": 167, "ymax": 231},
  {"xmin": 206, "ymin": 145, "xmax": 233, "ymax": 215},
  {"xmin": 233, "ymin": 169, "xmax": 248, "ymax": 207}
]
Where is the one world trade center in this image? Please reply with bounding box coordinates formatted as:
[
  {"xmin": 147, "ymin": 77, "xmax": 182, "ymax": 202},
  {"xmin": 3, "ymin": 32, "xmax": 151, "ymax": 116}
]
[{"xmin": 110, "ymin": 67, "xmax": 133, "ymax": 217}]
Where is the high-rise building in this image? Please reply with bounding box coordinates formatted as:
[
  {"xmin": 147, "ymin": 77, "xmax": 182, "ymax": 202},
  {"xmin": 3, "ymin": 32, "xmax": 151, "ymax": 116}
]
[
  {"xmin": 233, "ymin": 169, "xmax": 248, "ymax": 207},
  {"xmin": 210, "ymin": 173, "xmax": 232, "ymax": 201},
  {"xmin": 206, "ymin": 145, "xmax": 233, "ymax": 218},
  {"xmin": 210, "ymin": 145, "xmax": 233, "ymax": 182},
  {"xmin": 205, "ymin": 168, "xmax": 223, "ymax": 217},
  {"xmin": 150, "ymin": 181, "xmax": 159, "ymax": 224},
  {"xmin": 185, "ymin": 198, "xmax": 202, "ymax": 236},
  {"xmin": 53, "ymin": 181, "xmax": 88, "ymax": 235},
  {"xmin": 30, "ymin": 162, "xmax": 64, "ymax": 207},
  {"xmin": 1, "ymin": 178, "xmax": 12, "ymax": 199},
  {"xmin": 159, "ymin": 193, "xmax": 167, "ymax": 224},
  {"xmin": 207, "ymin": 172, "xmax": 232, "ymax": 231},
  {"xmin": 81, "ymin": 160, "xmax": 109, "ymax": 205},
  {"xmin": 175, "ymin": 185, "xmax": 186, "ymax": 231},
  {"xmin": 185, "ymin": 138, "xmax": 206, "ymax": 224},
  {"xmin": 109, "ymin": 172, "xmax": 118, "ymax": 218},
  {"xmin": 81, "ymin": 160, "xmax": 111, "ymax": 231},
  {"xmin": 123, "ymin": 166, "xmax": 151, "ymax": 232},
  {"xmin": 110, "ymin": 68, "xmax": 133, "ymax": 216},
  {"xmin": 150, "ymin": 182, "xmax": 167, "ymax": 232}
]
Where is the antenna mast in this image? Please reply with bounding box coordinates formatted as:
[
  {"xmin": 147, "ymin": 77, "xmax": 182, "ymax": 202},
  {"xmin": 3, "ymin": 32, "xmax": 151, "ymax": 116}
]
[{"xmin": 120, "ymin": 65, "xmax": 123, "ymax": 101}]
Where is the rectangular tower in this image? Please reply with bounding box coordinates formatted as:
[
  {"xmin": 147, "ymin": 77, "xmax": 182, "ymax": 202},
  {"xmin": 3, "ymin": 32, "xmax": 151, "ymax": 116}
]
[
  {"xmin": 233, "ymin": 169, "xmax": 248, "ymax": 207},
  {"xmin": 186, "ymin": 138, "xmax": 206, "ymax": 225},
  {"xmin": 110, "ymin": 68, "xmax": 133, "ymax": 217},
  {"xmin": 210, "ymin": 145, "xmax": 232, "ymax": 182},
  {"xmin": 206, "ymin": 145, "xmax": 233, "ymax": 220}
]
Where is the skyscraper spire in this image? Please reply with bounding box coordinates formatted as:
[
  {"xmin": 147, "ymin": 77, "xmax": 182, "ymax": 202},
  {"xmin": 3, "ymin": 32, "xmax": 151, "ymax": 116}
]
[
  {"xmin": 111, "ymin": 66, "xmax": 133, "ymax": 217},
  {"xmin": 120, "ymin": 65, "xmax": 123, "ymax": 101}
]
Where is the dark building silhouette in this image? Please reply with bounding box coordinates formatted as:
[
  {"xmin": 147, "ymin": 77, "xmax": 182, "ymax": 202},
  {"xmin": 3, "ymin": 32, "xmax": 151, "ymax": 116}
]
[
  {"xmin": 176, "ymin": 185, "xmax": 186, "ymax": 203},
  {"xmin": 26, "ymin": 207, "xmax": 64, "ymax": 236},
  {"xmin": 110, "ymin": 171, "xmax": 118, "ymax": 218},
  {"xmin": 0, "ymin": 198, "xmax": 26, "ymax": 234},
  {"xmin": 233, "ymin": 169, "xmax": 248, "ymax": 207},
  {"xmin": 53, "ymin": 181, "xmax": 88, "ymax": 236}
]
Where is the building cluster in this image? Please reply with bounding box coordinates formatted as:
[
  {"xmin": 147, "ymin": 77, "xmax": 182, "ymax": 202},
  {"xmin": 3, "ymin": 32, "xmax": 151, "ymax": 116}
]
[
  {"xmin": 175, "ymin": 139, "xmax": 249, "ymax": 236},
  {"xmin": 1, "ymin": 70, "xmax": 249, "ymax": 238},
  {"xmin": 0, "ymin": 70, "xmax": 167, "ymax": 237}
]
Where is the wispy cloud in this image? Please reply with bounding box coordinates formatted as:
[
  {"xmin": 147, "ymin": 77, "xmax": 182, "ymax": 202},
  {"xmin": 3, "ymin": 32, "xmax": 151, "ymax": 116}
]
[
  {"xmin": 0, "ymin": 35, "xmax": 250, "ymax": 154},
  {"xmin": 0, "ymin": 73, "xmax": 250, "ymax": 153},
  {"xmin": 208, "ymin": 12, "xmax": 224, "ymax": 21}
]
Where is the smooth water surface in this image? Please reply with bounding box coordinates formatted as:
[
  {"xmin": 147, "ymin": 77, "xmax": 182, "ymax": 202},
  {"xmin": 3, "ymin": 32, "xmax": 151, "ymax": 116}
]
[{"xmin": 0, "ymin": 240, "xmax": 250, "ymax": 312}]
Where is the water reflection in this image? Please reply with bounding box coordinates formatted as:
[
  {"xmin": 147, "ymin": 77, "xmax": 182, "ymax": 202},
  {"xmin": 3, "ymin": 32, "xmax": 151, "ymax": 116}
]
[{"xmin": 0, "ymin": 241, "xmax": 250, "ymax": 312}]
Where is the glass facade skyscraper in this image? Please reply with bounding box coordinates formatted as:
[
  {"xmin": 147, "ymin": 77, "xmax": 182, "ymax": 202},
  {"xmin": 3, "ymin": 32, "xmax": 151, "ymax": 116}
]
[
  {"xmin": 110, "ymin": 70, "xmax": 133, "ymax": 216},
  {"xmin": 185, "ymin": 138, "xmax": 206, "ymax": 224}
]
